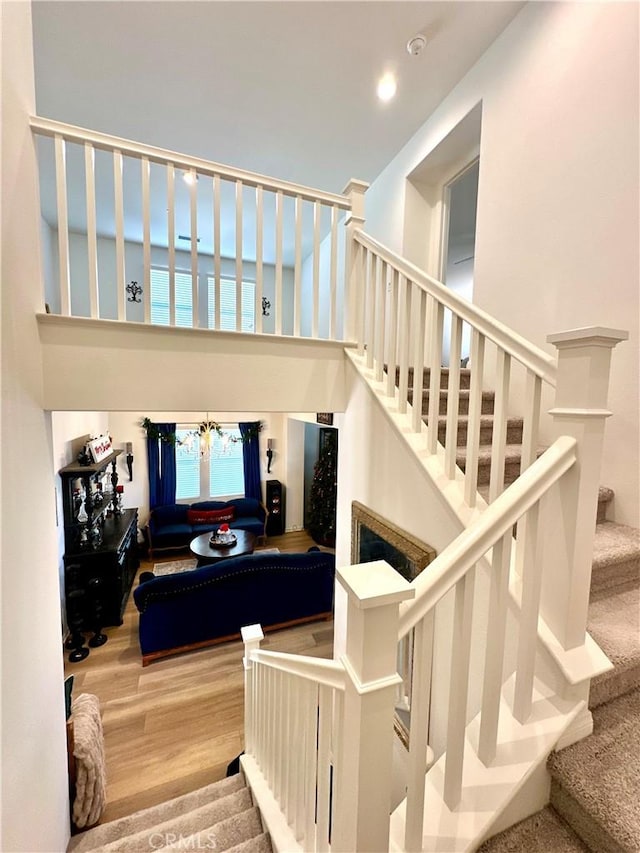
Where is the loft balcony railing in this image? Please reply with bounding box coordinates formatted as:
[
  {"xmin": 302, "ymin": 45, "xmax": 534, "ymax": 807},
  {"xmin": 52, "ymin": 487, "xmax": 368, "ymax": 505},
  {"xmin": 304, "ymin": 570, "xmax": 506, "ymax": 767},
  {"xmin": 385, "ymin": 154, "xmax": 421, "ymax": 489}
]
[{"xmin": 31, "ymin": 116, "xmax": 367, "ymax": 341}]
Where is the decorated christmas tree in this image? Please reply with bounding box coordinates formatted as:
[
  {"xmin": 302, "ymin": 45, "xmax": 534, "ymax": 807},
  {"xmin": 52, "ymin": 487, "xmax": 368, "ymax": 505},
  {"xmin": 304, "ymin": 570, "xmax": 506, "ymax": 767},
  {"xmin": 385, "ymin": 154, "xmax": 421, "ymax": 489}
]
[{"xmin": 307, "ymin": 429, "xmax": 338, "ymax": 547}]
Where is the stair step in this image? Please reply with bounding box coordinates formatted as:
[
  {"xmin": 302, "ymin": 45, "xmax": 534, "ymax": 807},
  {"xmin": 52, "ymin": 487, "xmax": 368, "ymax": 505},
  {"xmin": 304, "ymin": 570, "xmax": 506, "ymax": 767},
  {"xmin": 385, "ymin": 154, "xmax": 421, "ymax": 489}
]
[
  {"xmin": 224, "ymin": 832, "xmax": 272, "ymax": 853},
  {"xmin": 588, "ymin": 581, "xmax": 640, "ymax": 709},
  {"xmin": 164, "ymin": 807, "xmax": 265, "ymax": 853},
  {"xmin": 398, "ymin": 365, "xmax": 472, "ymax": 390},
  {"xmin": 68, "ymin": 774, "xmax": 247, "ymax": 852},
  {"xmin": 430, "ymin": 414, "xmax": 524, "ymax": 447},
  {"xmin": 597, "ymin": 486, "xmax": 615, "ymax": 523},
  {"xmin": 478, "ymin": 805, "xmax": 588, "ymax": 852},
  {"xmin": 590, "ymin": 522, "xmax": 640, "ymax": 595},
  {"xmin": 456, "ymin": 443, "xmax": 528, "ymax": 487},
  {"xmin": 548, "ymin": 687, "xmax": 640, "ymax": 852},
  {"xmin": 408, "ymin": 387, "xmax": 495, "ymax": 415}
]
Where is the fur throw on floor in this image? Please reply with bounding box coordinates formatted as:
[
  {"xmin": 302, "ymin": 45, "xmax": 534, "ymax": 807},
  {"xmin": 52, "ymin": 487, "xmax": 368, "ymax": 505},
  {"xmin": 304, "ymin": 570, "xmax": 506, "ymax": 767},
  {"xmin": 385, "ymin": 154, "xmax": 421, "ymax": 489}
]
[{"xmin": 72, "ymin": 693, "xmax": 107, "ymax": 829}]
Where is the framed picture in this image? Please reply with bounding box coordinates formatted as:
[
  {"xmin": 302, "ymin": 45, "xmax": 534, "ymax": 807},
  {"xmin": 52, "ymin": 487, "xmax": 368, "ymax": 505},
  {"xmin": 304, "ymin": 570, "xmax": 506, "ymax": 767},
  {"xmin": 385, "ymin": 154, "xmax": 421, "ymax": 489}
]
[
  {"xmin": 88, "ymin": 435, "xmax": 113, "ymax": 463},
  {"xmin": 316, "ymin": 412, "xmax": 333, "ymax": 426}
]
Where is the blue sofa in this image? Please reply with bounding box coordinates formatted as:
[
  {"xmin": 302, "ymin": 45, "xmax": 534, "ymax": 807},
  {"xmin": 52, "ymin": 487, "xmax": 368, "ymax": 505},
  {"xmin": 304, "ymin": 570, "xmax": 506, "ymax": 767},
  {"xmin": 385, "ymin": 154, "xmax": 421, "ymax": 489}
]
[
  {"xmin": 134, "ymin": 549, "xmax": 335, "ymax": 665},
  {"xmin": 147, "ymin": 498, "xmax": 267, "ymax": 556}
]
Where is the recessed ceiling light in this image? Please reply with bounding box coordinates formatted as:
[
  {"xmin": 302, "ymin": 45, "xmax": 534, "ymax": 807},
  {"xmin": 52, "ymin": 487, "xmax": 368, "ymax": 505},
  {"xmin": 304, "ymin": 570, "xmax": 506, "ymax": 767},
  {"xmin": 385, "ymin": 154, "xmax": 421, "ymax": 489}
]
[{"xmin": 377, "ymin": 72, "xmax": 397, "ymax": 103}]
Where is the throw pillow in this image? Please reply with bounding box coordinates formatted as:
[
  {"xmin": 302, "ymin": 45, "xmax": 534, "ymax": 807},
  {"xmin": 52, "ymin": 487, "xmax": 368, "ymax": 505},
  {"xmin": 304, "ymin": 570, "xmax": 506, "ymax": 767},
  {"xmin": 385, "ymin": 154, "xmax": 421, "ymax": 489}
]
[{"xmin": 187, "ymin": 506, "xmax": 236, "ymax": 525}]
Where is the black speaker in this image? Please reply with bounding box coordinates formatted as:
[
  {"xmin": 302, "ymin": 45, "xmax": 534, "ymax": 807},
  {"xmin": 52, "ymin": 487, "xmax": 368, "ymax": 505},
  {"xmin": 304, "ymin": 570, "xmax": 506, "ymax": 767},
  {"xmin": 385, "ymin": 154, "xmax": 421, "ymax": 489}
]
[{"xmin": 266, "ymin": 480, "xmax": 285, "ymax": 536}]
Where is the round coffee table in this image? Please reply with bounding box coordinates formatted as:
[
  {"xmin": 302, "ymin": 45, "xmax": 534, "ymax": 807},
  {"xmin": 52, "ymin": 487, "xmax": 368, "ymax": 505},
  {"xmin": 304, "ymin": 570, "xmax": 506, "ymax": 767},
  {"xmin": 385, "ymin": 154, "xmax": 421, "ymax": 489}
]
[{"xmin": 189, "ymin": 529, "xmax": 257, "ymax": 567}]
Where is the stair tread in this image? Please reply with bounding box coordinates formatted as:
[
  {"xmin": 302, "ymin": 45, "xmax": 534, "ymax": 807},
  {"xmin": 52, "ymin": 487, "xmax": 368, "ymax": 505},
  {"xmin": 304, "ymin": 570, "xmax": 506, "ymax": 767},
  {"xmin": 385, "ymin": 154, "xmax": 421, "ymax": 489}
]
[
  {"xmin": 455, "ymin": 443, "xmax": 528, "ymax": 463},
  {"xmin": 549, "ymin": 687, "xmax": 640, "ymax": 852},
  {"xmin": 478, "ymin": 805, "xmax": 588, "ymax": 852},
  {"xmin": 433, "ymin": 414, "xmax": 523, "ymax": 426},
  {"xmin": 164, "ymin": 807, "xmax": 264, "ymax": 853},
  {"xmin": 588, "ymin": 582, "xmax": 640, "ymax": 708},
  {"xmin": 69, "ymin": 784, "xmax": 253, "ymax": 853},
  {"xmin": 592, "ymin": 522, "xmax": 640, "ymax": 569},
  {"xmin": 223, "ymin": 831, "xmax": 272, "ymax": 853}
]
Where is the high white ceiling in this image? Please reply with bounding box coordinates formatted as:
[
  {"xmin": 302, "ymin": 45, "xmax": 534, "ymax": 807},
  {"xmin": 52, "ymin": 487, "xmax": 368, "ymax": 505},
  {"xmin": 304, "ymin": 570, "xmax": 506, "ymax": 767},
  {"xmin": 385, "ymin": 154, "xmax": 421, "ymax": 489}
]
[{"xmin": 32, "ymin": 1, "xmax": 523, "ymax": 194}]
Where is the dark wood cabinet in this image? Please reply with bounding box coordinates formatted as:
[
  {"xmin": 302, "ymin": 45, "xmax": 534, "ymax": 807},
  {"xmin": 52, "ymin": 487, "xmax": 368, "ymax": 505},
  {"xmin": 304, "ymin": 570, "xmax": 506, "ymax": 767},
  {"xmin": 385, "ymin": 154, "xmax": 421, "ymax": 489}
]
[
  {"xmin": 59, "ymin": 452, "xmax": 139, "ymax": 631},
  {"xmin": 266, "ymin": 479, "xmax": 285, "ymax": 536}
]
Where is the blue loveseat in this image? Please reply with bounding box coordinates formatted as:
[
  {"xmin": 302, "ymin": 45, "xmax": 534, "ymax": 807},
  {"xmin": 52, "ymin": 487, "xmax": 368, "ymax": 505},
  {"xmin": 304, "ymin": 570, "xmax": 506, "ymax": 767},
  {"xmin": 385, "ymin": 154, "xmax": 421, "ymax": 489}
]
[
  {"xmin": 134, "ymin": 549, "xmax": 335, "ymax": 665},
  {"xmin": 147, "ymin": 498, "xmax": 267, "ymax": 556}
]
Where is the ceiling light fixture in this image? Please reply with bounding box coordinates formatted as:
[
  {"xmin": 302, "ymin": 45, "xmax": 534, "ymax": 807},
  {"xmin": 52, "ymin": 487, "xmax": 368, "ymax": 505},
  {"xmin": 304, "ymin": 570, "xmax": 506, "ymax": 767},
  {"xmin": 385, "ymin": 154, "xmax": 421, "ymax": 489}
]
[{"xmin": 377, "ymin": 72, "xmax": 397, "ymax": 103}]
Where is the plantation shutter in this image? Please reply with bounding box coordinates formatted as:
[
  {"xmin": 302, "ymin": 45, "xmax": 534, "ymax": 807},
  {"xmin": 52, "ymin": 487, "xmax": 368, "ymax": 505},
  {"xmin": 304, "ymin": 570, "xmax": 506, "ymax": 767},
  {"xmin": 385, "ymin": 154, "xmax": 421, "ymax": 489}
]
[
  {"xmin": 150, "ymin": 269, "xmax": 193, "ymax": 327},
  {"xmin": 207, "ymin": 278, "xmax": 256, "ymax": 332},
  {"xmin": 175, "ymin": 428, "xmax": 200, "ymax": 500},
  {"xmin": 209, "ymin": 428, "xmax": 245, "ymax": 498}
]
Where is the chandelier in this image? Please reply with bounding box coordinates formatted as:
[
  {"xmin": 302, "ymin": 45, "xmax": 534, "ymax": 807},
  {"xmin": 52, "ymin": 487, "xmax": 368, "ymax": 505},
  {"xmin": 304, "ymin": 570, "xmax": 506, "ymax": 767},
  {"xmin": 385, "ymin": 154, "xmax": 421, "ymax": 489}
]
[{"xmin": 180, "ymin": 414, "xmax": 229, "ymax": 463}]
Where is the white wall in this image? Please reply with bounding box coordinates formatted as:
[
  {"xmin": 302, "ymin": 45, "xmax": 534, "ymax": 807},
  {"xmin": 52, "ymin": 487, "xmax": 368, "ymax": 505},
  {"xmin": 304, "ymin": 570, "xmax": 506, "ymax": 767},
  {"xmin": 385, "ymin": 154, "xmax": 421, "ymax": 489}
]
[
  {"xmin": 361, "ymin": 2, "xmax": 640, "ymax": 526},
  {"xmin": 1, "ymin": 2, "xmax": 70, "ymax": 849}
]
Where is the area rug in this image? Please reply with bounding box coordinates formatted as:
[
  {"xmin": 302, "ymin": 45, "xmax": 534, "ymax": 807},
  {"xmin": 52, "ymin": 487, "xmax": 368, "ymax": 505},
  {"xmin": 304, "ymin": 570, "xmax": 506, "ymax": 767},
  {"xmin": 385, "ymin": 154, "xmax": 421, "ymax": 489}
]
[{"xmin": 153, "ymin": 548, "xmax": 280, "ymax": 577}]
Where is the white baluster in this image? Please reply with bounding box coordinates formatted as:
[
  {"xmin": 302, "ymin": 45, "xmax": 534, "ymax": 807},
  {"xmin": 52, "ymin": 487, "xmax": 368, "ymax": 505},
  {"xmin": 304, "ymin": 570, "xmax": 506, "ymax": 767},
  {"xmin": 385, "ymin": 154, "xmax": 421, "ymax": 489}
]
[
  {"xmin": 411, "ymin": 286, "xmax": 427, "ymax": 435},
  {"xmin": 241, "ymin": 624, "xmax": 263, "ymax": 757},
  {"xmin": 386, "ymin": 268, "xmax": 399, "ymax": 399},
  {"xmin": 443, "ymin": 568, "xmax": 476, "ymax": 809},
  {"xmin": 330, "ymin": 205, "xmax": 338, "ymax": 340},
  {"xmin": 84, "ymin": 142, "xmax": 99, "ymax": 318},
  {"xmin": 477, "ymin": 532, "xmax": 512, "ymax": 765},
  {"xmin": 397, "ymin": 274, "xmax": 410, "ymax": 415},
  {"xmin": 213, "ymin": 174, "xmax": 221, "ymax": 330},
  {"xmin": 521, "ymin": 370, "xmax": 542, "ymax": 474},
  {"xmin": 235, "ymin": 179, "xmax": 243, "ymax": 332},
  {"xmin": 464, "ymin": 330, "xmax": 486, "ymax": 507},
  {"xmin": 54, "ymin": 135, "xmax": 71, "ymax": 316},
  {"xmin": 113, "ymin": 150, "xmax": 126, "ymax": 322},
  {"xmin": 295, "ymin": 680, "xmax": 305, "ymax": 841},
  {"xmin": 365, "ymin": 251, "xmax": 375, "ymax": 370},
  {"xmin": 255, "ymin": 185, "xmax": 264, "ymax": 334},
  {"xmin": 513, "ymin": 500, "xmax": 542, "ymax": 723},
  {"xmin": 293, "ymin": 196, "xmax": 302, "ymax": 337},
  {"xmin": 141, "ymin": 156, "xmax": 151, "ymax": 324},
  {"xmin": 304, "ymin": 681, "xmax": 318, "ymax": 849},
  {"xmin": 273, "ymin": 190, "xmax": 283, "ymax": 336},
  {"xmin": 282, "ymin": 672, "xmax": 291, "ymax": 822},
  {"xmin": 404, "ymin": 611, "xmax": 434, "ymax": 852},
  {"xmin": 445, "ymin": 314, "xmax": 463, "ymax": 478},
  {"xmin": 374, "ymin": 259, "xmax": 386, "ymax": 382},
  {"xmin": 188, "ymin": 168, "xmax": 198, "ymax": 328},
  {"xmin": 489, "ymin": 349, "xmax": 512, "ymax": 502},
  {"xmin": 313, "ymin": 200, "xmax": 321, "ymax": 339},
  {"xmin": 316, "ymin": 685, "xmax": 332, "ymax": 853},
  {"xmin": 166, "ymin": 163, "xmax": 176, "ymax": 326},
  {"xmin": 356, "ymin": 243, "xmax": 366, "ymax": 355},
  {"xmin": 427, "ymin": 297, "xmax": 444, "ymax": 454},
  {"xmin": 332, "ymin": 689, "xmax": 345, "ymax": 842}
]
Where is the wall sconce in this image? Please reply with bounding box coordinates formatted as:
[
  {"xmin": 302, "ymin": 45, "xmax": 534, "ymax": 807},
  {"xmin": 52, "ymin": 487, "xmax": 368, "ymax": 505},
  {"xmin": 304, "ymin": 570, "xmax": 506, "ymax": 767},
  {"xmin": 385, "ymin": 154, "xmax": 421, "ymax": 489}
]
[
  {"xmin": 126, "ymin": 281, "xmax": 143, "ymax": 303},
  {"xmin": 125, "ymin": 442, "xmax": 134, "ymax": 481},
  {"xmin": 266, "ymin": 438, "xmax": 274, "ymax": 473},
  {"xmin": 262, "ymin": 297, "xmax": 271, "ymax": 317}
]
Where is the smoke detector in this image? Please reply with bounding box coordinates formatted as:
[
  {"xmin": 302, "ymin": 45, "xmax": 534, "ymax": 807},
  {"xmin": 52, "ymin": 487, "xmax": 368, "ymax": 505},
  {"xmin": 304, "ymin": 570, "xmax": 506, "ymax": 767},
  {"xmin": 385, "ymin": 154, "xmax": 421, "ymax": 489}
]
[{"xmin": 406, "ymin": 34, "xmax": 427, "ymax": 56}]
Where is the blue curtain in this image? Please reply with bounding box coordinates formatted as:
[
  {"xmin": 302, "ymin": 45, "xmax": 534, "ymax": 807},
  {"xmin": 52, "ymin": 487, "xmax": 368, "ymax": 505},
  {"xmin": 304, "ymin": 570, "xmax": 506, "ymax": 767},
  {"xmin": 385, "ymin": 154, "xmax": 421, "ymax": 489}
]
[
  {"xmin": 239, "ymin": 422, "xmax": 262, "ymax": 502},
  {"xmin": 146, "ymin": 422, "xmax": 177, "ymax": 509}
]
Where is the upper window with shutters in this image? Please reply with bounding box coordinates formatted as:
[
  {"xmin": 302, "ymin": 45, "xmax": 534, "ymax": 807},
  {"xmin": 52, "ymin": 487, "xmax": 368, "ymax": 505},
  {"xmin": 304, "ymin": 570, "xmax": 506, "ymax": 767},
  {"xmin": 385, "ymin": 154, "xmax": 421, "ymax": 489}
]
[{"xmin": 150, "ymin": 268, "xmax": 255, "ymax": 332}]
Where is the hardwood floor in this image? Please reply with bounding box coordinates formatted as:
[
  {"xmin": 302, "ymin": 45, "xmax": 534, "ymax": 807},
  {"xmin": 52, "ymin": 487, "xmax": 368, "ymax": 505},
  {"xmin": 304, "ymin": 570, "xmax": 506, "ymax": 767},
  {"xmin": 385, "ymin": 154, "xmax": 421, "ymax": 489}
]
[{"xmin": 65, "ymin": 530, "xmax": 334, "ymax": 823}]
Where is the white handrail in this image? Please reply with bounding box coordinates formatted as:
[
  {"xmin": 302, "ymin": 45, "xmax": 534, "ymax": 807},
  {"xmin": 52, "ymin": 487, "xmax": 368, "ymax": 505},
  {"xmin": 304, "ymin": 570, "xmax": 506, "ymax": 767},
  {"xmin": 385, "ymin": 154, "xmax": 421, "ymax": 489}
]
[
  {"xmin": 31, "ymin": 116, "xmax": 351, "ymax": 209},
  {"xmin": 354, "ymin": 229, "xmax": 558, "ymax": 386},
  {"xmin": 251, "ymin": 649, "xmax": 346, "ymax": 691},
  {"xmin": 398, "ymin": 435, "xmax": 577, "ymax": 638}
]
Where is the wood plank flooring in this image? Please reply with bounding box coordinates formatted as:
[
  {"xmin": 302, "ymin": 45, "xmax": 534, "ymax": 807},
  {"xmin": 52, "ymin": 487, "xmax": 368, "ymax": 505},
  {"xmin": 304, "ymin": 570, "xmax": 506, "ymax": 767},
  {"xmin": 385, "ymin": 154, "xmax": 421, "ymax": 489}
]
[{"xmin": 65, "ymin": 531, "xmax": 334, "ymax": 824}]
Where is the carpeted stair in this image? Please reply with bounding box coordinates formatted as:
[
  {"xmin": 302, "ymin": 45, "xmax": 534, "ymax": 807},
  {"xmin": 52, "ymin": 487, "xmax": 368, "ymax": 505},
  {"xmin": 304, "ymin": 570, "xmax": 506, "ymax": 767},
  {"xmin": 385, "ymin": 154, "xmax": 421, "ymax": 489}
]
[
  {"xmin": 414, "ymin": 365, "xmax": 640, "ymax": 853},
  {"xmin": 67, "ymin": 773, "xmax": 272, "ymax": 853}
]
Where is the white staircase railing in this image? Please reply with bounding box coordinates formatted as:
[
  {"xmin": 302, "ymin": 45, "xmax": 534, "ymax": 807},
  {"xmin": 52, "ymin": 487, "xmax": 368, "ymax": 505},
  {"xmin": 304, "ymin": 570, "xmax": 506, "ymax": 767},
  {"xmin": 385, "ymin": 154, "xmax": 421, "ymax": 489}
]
[{"xmin": 31, "ymin": 116, "xmax": 367, "ymax": 341}]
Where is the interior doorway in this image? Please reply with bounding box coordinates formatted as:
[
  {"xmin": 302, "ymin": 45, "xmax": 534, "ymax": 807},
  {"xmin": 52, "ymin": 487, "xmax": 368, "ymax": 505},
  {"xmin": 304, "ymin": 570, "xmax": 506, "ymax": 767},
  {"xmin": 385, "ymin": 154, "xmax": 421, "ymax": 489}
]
[{"xmin": 440, "ymin": 158, "xmax": 479, "ymax": 365}]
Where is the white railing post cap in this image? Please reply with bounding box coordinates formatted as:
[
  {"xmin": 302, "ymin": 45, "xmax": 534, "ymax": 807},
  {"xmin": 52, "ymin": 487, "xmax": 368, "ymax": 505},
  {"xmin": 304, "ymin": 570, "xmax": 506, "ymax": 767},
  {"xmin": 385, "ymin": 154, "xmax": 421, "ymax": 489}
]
[
  {"xmin": 241, "ymin": 624, "xmax": 264, "ymax": 643},
  {"xmin": 341, "ymin": 178, "xmax": 370, "ymax": 196},
  {"xmin": 337, "ymin": 560, "xmax": 415, "ymax": 609},
  {"xmin": 547, "ymin": 326, "xmax": 629, "ymax": 348}
]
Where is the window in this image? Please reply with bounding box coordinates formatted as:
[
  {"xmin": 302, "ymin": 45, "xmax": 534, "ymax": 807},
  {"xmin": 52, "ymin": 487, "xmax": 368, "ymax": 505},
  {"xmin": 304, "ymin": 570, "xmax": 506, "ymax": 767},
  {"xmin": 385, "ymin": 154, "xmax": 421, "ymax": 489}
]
[
  {"xmin": 207, "ymin": 278, "xmax": 255, "ymax": 332},
  {"xmin": 150, "ymin": 269, "xmax": 193, "ymax": 327},
  {"xmin": 175, "ymin": 424, "xmax": 245, "ymax": 502}
]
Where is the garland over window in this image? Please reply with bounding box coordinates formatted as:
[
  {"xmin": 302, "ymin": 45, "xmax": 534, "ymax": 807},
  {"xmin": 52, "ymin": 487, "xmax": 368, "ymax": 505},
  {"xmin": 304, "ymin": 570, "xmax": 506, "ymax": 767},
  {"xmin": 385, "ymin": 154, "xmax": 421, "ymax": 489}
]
[{"xmin": 141, "ymin": 417, "xmax": 262, "ymax": 445}]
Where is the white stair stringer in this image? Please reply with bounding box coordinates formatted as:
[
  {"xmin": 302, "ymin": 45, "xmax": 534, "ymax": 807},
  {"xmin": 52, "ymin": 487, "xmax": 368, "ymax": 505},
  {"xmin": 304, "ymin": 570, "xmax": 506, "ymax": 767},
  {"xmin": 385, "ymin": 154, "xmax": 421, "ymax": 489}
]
[
  {"xmin": 240, "ymin": 754, "xmax": 302, "ymax": 853},
  {"xmin": 388, "ymin": 675, "xmax": 584, "ymax": 853}
]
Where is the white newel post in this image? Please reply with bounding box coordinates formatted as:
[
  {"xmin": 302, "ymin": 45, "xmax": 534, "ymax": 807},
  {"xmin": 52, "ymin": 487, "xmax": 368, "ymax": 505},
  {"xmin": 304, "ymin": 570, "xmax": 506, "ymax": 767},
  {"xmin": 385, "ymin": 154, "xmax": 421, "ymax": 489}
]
[
  {"xmin": 342, "ymin": 179, "xmax": 369, "ymax": 344},
  {"xmin": 332, "ymin": 560, "xmax": 415, "ymax": 853},
  {"xmin": 241, "ymin": 624, "xmax": 264, "ymax": 755},
  {"xmin": 543, "ymin": 327, "xmax": 628, "ymax": 652}
]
